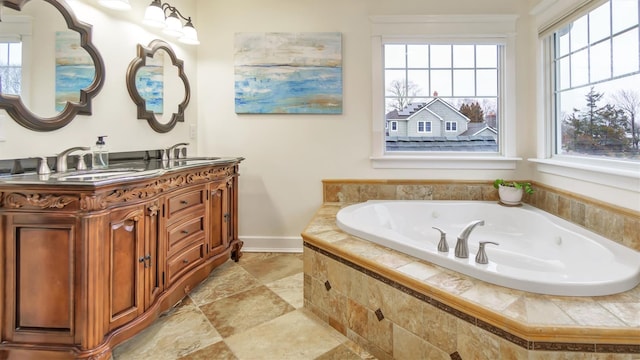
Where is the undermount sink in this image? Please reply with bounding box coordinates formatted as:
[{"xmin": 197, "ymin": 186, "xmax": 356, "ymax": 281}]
[
  {"xmin": 180, "ymin": 157, "xmax": 221, "ymax": 161},
  {"xmin": 53, "ymin": 168, "xmax": 154, "ymax": 181}
]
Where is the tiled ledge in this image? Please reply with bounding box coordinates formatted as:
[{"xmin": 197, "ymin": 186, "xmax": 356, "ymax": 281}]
[
  {"xmin": 302, "ymin": 203, "xmax": 640, "ymax": 358},
  {"xmin": 322, "ymin": 179, "xmax": 640, "ymax": 252}
]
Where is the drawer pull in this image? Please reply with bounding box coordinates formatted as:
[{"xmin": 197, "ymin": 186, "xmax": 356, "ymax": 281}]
[
  {"xmin": 183, "ymin": 259, "xmax": 189, "ymax": 264},
  {"xmin": 181, "ymin": 230, "xmax": 189, "ymax": 234},
  {"xmin": 180, "ymin": 200, "xmax": 189, "ymax": 205}
]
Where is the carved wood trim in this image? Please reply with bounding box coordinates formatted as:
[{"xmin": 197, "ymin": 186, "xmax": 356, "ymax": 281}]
[
  {"xmin": 147, "ymin": 203, "xmax": 159, "ymax": 217},
  {"xmin": 0, "ymin": 166, "xmax": 237, "ymax": 211},
  {"xmin": 4, "ymin": 192, "xmax": 78, "ymax": 209}
]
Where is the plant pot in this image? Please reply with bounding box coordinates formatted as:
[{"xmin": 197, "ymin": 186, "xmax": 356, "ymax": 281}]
[{"xmin": 498, "ymin": 185, "xmax": 523, "ymax": 205}]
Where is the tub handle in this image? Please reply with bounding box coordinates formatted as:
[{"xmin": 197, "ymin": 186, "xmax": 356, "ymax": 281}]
[
  {"xmin": 475, "ymin": 241, "xmax": 499, "ymax": 264},
  {"xmin": 432, "ymin": 227, "xmax": 448, "ymax": 252}
]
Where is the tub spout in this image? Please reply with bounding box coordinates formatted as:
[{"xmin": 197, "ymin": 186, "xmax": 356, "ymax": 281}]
[{"xmin": 454, "ymin": 220, "xmax": 485, "ymax": 258}]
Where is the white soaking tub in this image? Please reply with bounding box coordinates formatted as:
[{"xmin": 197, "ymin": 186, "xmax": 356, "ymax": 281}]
[{"xmin": 336, "ymin": 200, "xmax": 640, "ymax": 296}]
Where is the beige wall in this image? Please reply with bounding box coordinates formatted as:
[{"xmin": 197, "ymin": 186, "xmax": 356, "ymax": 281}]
[{"xmin": 197, "ymin": 0, "xmax": 638, "ymax": 245}]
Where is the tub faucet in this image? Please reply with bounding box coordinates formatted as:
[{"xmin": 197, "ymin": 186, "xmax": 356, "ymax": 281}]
[
  {"xmin": 56, "ymin": 146, "xmax": 90, "ymax": 173},
  {"xmin": 166, "ymin": 142, "xmax": 189, "ymax": 160},
  {"xmin": 454, "ymin": 220, "xmax": 485, "ymax": 258}
]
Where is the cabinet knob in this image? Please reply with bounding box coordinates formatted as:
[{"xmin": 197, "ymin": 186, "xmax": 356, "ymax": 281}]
[
  {"xmin": 183, "ymin": 259, "xmax": 189, "ymax": 264},
  {"xmin": 181, "ymin": 230, "xmax": 189, "ymax": 234},
  {"xmin": 180, "ymin": 200, "xmax": 188, "ymax": 205}
]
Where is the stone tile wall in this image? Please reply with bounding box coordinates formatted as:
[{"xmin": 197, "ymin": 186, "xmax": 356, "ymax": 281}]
[{"xmin": 322, "ymin": 180, "xmax": 640, "ymax": 252}]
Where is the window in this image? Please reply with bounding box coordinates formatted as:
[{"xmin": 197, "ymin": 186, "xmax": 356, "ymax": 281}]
[
  {"xmin": 417, "ymin": 120, "xmax": 432, "ymax": 133},
  {"xmin": 384, "ymin": 43, "xmax": 499, "ymax": 150},
  {"xmin": 370, "ymin": 15, "xmax": 519, "ymax": 169},
  {"xmin": 445, "ymin": 121, "xmax": 457, "ymax": 132},
  {"xmin": 550, "ymin": 0, "xmax": 639, "ymax": 161},
  {"xmin": 389, "ymin": 120, "xmax": 398, "ymax": 131},
  {"xmin": 0, "ymin": 41, "xmax": 22, "ymax": 95}
]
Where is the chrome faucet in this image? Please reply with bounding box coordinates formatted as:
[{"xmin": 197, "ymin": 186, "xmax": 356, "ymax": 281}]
[
  {"xmin": 56, "ymin": 146, "xmax": 90, "ymax": 173},
  {"xmin": 454, "ymin": 220, "xmax": 485, "ymax": 258},
  {"xmin": 165, "ymin": 142, "xmax": 189, "ymax": 160}
]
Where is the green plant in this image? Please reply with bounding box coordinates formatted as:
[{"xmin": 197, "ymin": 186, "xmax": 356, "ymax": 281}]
[{"xmin": 493, "ymin": 179, "xmax": 534, "ymax": 195}]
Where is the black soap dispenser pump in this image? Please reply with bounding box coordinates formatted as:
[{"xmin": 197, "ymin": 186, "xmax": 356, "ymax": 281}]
[{"xmin": 92, "ymin": 135, "xmax": 109, "ymax": 169}]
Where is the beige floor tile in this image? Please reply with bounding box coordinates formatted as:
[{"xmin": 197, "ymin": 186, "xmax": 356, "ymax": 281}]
[
  {"xmin": 240, "ymin": 253, "xmax": 304, "ymax": 284},
  {"xmin": 189, "ymin": 263, "xmax": 262, "ymax": 306},
  {"xmin": 112, "ymin": 300, "xmax": 222, "ymax": 360},
  {"xmin": 200, "ymin": 285, "xmax": 295, "ymax": 338},
  {"xmin": 265, "ymin": 272, "xmax": 304, "ymax": 309},
  {"xmin": 224, "ymin": 309, "xmax": 342, "ymax": 360},
  {"xmin": 179, "ymin": 341, "xmax": 238, "ymax": 360},
  {"xmin": 314, "ymin": 344, "xmax": 364, "ymax": 360}
]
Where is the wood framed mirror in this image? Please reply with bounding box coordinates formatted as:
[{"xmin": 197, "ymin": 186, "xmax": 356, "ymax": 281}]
[
  {"xmin": 126, "ymin": 39, "xmax": 190, "ymax": 133},
  {"xmin": 0, "ymin": 0, "xmax": 105, "ymax": 131}
]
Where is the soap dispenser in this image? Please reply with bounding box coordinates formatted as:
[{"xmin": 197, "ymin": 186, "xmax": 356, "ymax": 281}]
[{"xmin": 92, "ymin": 135, "xmax": 109, "ymax": 169}]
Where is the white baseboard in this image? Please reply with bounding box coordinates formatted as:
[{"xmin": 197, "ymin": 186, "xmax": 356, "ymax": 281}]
[{"xmin": 239, "ymin": 236, "xmax": 303, "ymax": 253}]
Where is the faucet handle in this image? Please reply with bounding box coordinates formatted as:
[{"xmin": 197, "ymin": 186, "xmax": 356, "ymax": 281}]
[
  {"xmin": 76, "ymin": 154, "xmax": 88, "ymax": 170},
  {"xmin": 475, "ymin": 241, "xmax": 499, "ymax": 264},
  {"xmin": 37, "ymin": 157, "xmax": 51, "ymax": 175},
  {"xmin": 432, "ymin": 227, "xmax": 448, "ymax": 252}
]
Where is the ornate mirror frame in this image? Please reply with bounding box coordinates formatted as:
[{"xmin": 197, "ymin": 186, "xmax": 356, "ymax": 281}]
[
  {"xmin": 0, "ymin": 0, "xmax": 105, "ymax": 131},
  {"xmin": 126, "ymin": 39, "xmax": 190, "ymax": 133}
]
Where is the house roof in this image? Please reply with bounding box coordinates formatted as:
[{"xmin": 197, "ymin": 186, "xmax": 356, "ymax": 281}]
[
  {"xmin": 386, "ymin": 98, "xmax": 470, "ymax": 123},
  {"xmin": 459, "ymin": 122, "xmax": 497, "ymax": 136},
  {"xmin": 386, "ymin": 135, "xmax": 498, "ymax": 151}
]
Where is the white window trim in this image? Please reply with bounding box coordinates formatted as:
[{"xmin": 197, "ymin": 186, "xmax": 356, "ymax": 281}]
[
  {"xmin": 530, "ymin": 0, "xmax": 640, "ymax": 191},
  {"xmin": 389, "ymin": 120, "xmax": 398, "ymax": 132},
  {"xmin": 417, "ymin": 120, "xmax": 431, "ymax": 133},
  {"xmin": 445, "ymin": 121, "xmax": 457, "ymax": 132},
  {"xmin": 370, "ymin": 15, "xmax": 521, "ymax": 169},
  {"xmin": 0, "ymin": 15, "xmax": 32, "ymax": 107}
]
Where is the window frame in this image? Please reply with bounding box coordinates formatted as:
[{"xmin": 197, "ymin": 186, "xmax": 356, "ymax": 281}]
[
  {"xmin": 445, "ymin": 121, "xmax": 457, "ymax": 132},
  {"xmin": 417, "ymin": 120, "xmax": 432, "ymax": 133},
  {"xmin": 531, "ymin": 0, "xmax": 640, "ymax": 191},
  {"xmin": 370, "ymin": 15, "xmax": 520, "ymax": 169}
]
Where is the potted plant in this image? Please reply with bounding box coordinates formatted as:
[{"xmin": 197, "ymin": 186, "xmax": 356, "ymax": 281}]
[{"xmin": 493, "ymin": 179, "xmax": 534, "ymax": 205}]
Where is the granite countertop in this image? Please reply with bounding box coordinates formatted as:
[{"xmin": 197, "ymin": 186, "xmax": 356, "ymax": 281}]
[{"xmin": 0, "ymin": 157, "xmax": 244, "ymax": 187}]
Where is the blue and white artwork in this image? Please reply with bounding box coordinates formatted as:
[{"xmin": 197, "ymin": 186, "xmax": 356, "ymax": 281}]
[
  {"xmin": 55, "ymin": 31, "xmax": 95, "ymax": 112},
  {"xmin": 135, "ymin": 53, "xmax": 164, "ymax": 114},
  {"xmin": 234, "ymin": 32, "xmax": 342, "ymax": 114}
]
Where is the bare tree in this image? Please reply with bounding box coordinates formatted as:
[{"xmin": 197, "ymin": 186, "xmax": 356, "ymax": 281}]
[
  {"xmin": 610, "ymin": 89, "xmax": 640, "ymax": 149},
  {"xmin": 387, "ymin": 79, "xmax": 420, "ymax": 111}
]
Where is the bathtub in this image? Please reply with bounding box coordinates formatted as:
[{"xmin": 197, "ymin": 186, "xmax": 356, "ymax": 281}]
[{"xmin": 336, "ymin": 200, "xmax": 640, "ymax": 296}]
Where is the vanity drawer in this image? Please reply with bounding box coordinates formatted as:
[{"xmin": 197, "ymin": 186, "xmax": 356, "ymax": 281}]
[
  {"xmin": 167, "ymin": 186, "xmax": 206, "ymax": 221},
  {"xmin": 167, "ymin": 216, "xmax": 205, "ymax": 256},
  {"xmin": 166, "ymin": 241, "xmax": 205, "ymax": 286}
]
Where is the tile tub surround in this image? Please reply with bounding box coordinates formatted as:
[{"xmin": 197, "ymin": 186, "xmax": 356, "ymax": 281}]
[
  {"xmin": 322, "ymin": 179, "xmax": 640, "ymax": 252},
  {"xmin": 302, "ymin": 203, "xmax": 640, "ymax": 360}
]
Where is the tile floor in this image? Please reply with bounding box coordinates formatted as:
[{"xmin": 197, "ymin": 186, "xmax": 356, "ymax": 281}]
[{"xmin": 112, "ymin": 253, "xmax": 375, "ymax": 360}]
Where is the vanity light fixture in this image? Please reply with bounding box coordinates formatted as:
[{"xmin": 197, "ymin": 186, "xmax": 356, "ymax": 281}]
[
  {"xmin": 143, "ymin": 0, "xmax": 200, "ymax": 45},
  {"xmin": 97, "ymin": 0, "xmax": 132, "ymax": 11}
]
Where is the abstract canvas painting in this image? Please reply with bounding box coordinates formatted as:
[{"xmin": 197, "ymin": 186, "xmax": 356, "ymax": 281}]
[
  {"xmin": 135, "ymin": 52, "xmax": 164, "ymax": 114},
  {"xmin": 234, "ymin": 32, "xmax": 342, "ymax": 114},
  {"xmin": 55, "ymin": 31, "xmax": 95, "ymax": 112}
]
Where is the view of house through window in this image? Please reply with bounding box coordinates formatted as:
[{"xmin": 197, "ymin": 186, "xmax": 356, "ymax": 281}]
[
  {"xmin": 551, "ymin": 0, "xmax": 640, "ymax": 161},
  {"xmin": 384, "ymin": 44, "xmax": 500, "ymax": 152},
  {"xmin": 0, "ymin": 41, "xmax": 22, "ymax": 95}
]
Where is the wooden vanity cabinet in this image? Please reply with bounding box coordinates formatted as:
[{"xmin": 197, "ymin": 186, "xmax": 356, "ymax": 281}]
[{"xmin": 0, "ymin": 160, "xmax": 242, "ymax": 359}]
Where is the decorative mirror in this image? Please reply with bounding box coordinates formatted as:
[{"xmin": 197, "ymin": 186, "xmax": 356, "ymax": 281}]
[
  {"xmin": 0, "ymin": 0, "xmax": 105, "ymax": 131},
  {"xmin": 126, "ymin": 39, "xmax": 190, "ymax": 133}
]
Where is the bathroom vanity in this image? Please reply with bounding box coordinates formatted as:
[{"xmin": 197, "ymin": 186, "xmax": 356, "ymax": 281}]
[{"xmin": 0, "ymin": 157, "xmax": 243, "ymax": 359}]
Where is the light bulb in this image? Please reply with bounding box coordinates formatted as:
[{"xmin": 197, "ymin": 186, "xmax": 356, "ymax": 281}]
[{"xmin": 143, "ymin": 1, "xmax": 166, "ymax": 28}]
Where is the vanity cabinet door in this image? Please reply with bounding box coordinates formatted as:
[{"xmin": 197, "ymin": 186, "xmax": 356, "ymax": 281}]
[
  {"xmin": 1, "ymin": 213, "xmax": 81, "ymax": 346},
  {"xmin": 107, "ymin": 205, "xmax": 146, "ymax": 331},
  {"xmin": 208, "ymin": 179, "xmax": 232, "ymax": 257},
  {"xmin": 144, "ymin": 201, "xmax": 163, "ymax": 309}
]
